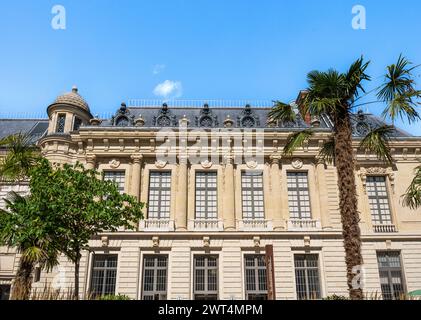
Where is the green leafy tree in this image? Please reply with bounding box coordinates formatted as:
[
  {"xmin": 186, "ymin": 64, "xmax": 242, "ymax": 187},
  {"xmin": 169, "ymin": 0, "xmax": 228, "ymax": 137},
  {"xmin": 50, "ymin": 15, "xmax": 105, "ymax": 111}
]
[
  {"xmin": 27, "ymin": 158, "xmax": 145, "ymax": 299},
  {"xmin": 269, "ymin": 55, "xmax": 420, "ymax": 299}
]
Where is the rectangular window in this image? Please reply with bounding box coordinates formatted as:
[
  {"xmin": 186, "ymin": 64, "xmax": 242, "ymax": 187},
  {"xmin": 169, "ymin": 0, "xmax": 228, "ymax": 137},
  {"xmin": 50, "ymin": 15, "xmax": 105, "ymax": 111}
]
[
  {"xmin": 194, "ymin": 255, "xmax": 218, "ymax": 300},
  {"xmin": 56, "ymin": 114, "xmax": 66, "ymax": 133},
  {"xmin": 148, "ymin": 172, "xmax": 171, "ymax": 219},
  {"xmin": 104, "ymin": 171, "xmax": 125, "ymax": 194},
  {"xmin": 142, "ymin": 255, "xmax": 168, "ymax": 300},
  {"xmin": 242, "ymin": 172, "xmax": 265, "ymax": 219},
  {"xmin": 287, "ymin": 172, "xmax": 311, "ymax": 219},
  {"xmin": 73, "ymin": 117, "xmax": 82, "ymax": 131},
  {"xmin": 195, "ymin": 172, "xmax": 217, "ymax": 219},
  {"xmin": 244, "ymin": 255, "xmax": 268, "ymax": 300},
  {"xmin": 377, "ymin": 251, "xmax": 405, "ymax": 300},
  {"xmin": 367, "ymin": 176, "xmax": 392, "ymax": 225},
  {"xmin": 294, "ymin": 254, "xmax": 321, "ymax": 300},
  {"xmin": 90, "ymin": 254, "xmax": 118, "ymax": 297},
  {"xmin": 0, "ymin": 285, "xmax": 11, "ymax": 300}
]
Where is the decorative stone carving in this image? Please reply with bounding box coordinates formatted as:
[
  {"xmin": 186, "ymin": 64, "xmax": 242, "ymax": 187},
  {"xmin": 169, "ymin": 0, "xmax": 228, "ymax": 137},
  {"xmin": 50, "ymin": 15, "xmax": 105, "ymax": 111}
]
[
  {"xmin": 90, "ymin": 115, "xmax": 102, "ymax": 126},
  {"xmin": 246, "ymin": 160, "xmax": 258, "ymax": 169},
  {"xmin": 201, "ymin": 160, "xmax": 213, "ymax": 169},
  {"xmin": 291, "ymin": 158, "xmax": 303, "ymax": 169},
  {"xmin": 155, "ymin": 160, "xmax": 167, "ymax": 168},
  {"xmin": 179, "ymin": 115, "xmax": 189, "ymax": 127},
  {"xmin": 196, "ymin": 104, "xmax": 218, "ymax": 128},
  {"xmin": 253, "ymin": 236, "xmax": 261, "ymax": 247},
  {"xmin": 304, "ymin": 236, "xmax": 311, "ymax": 247},
  {"xmin": 134, "ymin": 115, "xmax": 145, "ymax": 127},
  {"xmin": 203, "ymin": 236, "xmax": 210, "ymax": 248},
  {"xmin": 224, "ymin": 115, "xmax": 234, "ymax": 128},
  {"xmin": 111, "ymin": 102, "xmax": 135, "ymax": 126},
  {"xmin": 360, "ymin": 167, "xmax": 395, "ymax": 193},
  {"xmin": 101, "ymin": 236, "xmax": 109, "ymax": 247},
  {"xmin": 152, "ymin": 236, "xmax": 160, "ymax": 248},
  {"xmin": 109, "ymin": 159, "xmax": 121, "ymax": 169},
  {"xmin": 237, "ymin": 104, "xmax": 260, "ymax": 128},
  {"xmin": 153, "ymin": 103, "xmax": 177, "ymax": 127}
]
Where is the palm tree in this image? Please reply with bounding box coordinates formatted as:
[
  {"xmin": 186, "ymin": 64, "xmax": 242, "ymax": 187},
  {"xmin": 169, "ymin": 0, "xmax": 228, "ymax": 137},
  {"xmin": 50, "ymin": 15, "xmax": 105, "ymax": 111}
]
[
  {"xmin": 0, "ymin": 133, "xmax": 58, "ymax": 299},
  {"xmin": 0, "ymin": 192, "xmax": 58, "ymax": 300},
  {"xmin": 403, "ymin": 165, "xmax": 421, "ymax": 209},
  {"xmin": 0, "ymin": 133, "xmax": 40, "ymax": 180},
  {"xmin": 269, "ymin": 55, "xmax": 420, "ymax": 299}
]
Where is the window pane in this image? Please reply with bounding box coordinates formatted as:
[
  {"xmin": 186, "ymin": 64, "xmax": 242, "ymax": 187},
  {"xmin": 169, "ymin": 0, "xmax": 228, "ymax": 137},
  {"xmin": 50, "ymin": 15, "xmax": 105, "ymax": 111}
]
[
  {"xmin": 142, "ymin": 255, "xmax": 168, "ymax": 300},
  {"xmin": 73, "ymin": 117, "xmax": 82, "ymax": 131},
  {"xmin": 148, "ymin": 172, "xmax": 171, "ymax": 219},
  {"xmin": 294, "ymin": 254, "xmax": 321, "ymax": 300},
  {"xmin": 56, "ymin": 114, "xmax": 66, "ymax": 133},
  {"xmin": 377, "ymin": 252, "xmax": 405, "ymax": 300},
  {"xmin": 194, "ymin": 256, "xmax": 218, "ymax": 299},
  {"xmin": 367, "ymin": 176, "xmax": 392, "ymax": 224},
  {"xmin": 287, "ymin": 172, "xmax": 311, "ymax": 219},
  {"xmin": 242, "ymin": 172, "xmax": 265, "ymax": 219},
  {"xmin": 104, "ymin": 171, "xmax": 125, "ymax": 193},
  {"xmin": 195, "ymin": 172, "xmax": 218, "ymax": 219},
  {"xmin": 244, "ymin": 255, "xmax": 268, "ymax": 300},
  {"xmin": 90, "ymin": 255, "xmax": 118, "ymax": 297}
]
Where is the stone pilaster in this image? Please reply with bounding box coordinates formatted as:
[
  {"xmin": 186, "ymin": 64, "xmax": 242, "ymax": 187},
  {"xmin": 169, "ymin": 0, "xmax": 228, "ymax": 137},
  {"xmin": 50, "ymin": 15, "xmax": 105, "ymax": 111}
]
[
  {"xmin": 223, "ymin": 155, "xmax": 235, "ymax": 231},
  {"xmin": 130, "ymin": 154, "xmax": 143, "ymax": 200},
  {"xmin": 175, "ymin": 156, "xmax": 188, "ymax": 231},
  {"xmin": 270, "ymin": 156, "xmax": 285, "ymax": 230},
  {"xmin": 315, "ymin": 159, "xmax": 332, "ymax": 230}
]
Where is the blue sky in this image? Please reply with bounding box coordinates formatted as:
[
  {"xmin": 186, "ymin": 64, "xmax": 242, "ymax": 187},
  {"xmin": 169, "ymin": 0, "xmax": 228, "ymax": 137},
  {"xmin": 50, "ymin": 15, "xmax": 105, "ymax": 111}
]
[{"xmin": 0, "ymin": 0, "xmax": 420, "ymax": 134}]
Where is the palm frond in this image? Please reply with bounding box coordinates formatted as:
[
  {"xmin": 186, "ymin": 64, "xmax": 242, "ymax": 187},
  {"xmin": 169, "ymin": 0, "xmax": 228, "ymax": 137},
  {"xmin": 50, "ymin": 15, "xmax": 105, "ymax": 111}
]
[
  {"xmin": 318, "ymin": 138, "xmax": 335, "ymax": 164},
  {"xmin": 268, "ymin": 101, "xmax": 296, "ymax": 123},
  {"xmin": 359, "ymin": 125, "xmax": 395, "ymax": 164},
  {"xmin": 0, "ymin": 133, "xmax": 40, "ymax": 180},
  {"xmin": 283, "ymin": 130, "xmax": 313, "ymax": 156},
  {"xmin": 345, "ymin": 56, "xmax": 371, "ymax": 99},
  {"xmin": 402, "ymin": 165, "xmax": 421, "ymax": 209},
  {"xmin": 381, "ymin": 91, "xmax": 421, "ymax": 124},
  {"xmin": 377, "ymin": 54, "xmax": 418, "ymax": 102}
]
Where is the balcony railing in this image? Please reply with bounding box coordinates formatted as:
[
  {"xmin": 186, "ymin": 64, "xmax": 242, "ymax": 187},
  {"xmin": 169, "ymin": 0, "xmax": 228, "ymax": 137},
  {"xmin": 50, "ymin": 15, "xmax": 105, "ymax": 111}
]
[
  {"xmin": 287, "ymin": 218, "xmax": 321, "ymax": 231},
  {"xmin": 188, "ymin": 219, "xmax": 224, "ymax": 231},
  {"xmin": 139, "ymin": 219, "xmax": 175, "ymax": 232},
  {"xmin": 237, "ymin": 219, "xmax": 273, "ymax": 231},
  {"xmin": 373, "ymin": 224, "xmax": 397, "ymax": 233}
]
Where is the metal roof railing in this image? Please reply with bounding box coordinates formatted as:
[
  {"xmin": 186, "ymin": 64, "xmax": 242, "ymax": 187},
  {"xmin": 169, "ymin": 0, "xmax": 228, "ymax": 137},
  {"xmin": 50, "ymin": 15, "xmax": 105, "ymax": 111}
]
[{"xmin": 127, "ymin": 99, "xmax": 276, "ymax": 108}]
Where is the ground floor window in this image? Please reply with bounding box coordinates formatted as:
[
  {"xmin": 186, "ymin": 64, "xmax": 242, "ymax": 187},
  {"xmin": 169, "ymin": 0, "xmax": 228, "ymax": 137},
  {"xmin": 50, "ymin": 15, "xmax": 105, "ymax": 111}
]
[
  {"xmin": 0, "ymin": 284, "xmax": 11, "ymax": 300},
  {"xmin": 194, "ymin": 255, "xmax": 218, "ymax": 300},
  {"xmin": 294, "ymin": 254, "xmax": 321, "ymax": 300},
  {"xmin": 244, "ymin": 255, "xmax": 268, "ymax": 300},
  {"xmin": 142, "ymin": 255, "xmax": 168, "ymax": 300},
  {"xmin": 377, "ymin": 251, "xmax": 405, "ymax": 300},
  {"xmin": 90, "ymin": 254, "xmax": 118, "ymax": 297}
]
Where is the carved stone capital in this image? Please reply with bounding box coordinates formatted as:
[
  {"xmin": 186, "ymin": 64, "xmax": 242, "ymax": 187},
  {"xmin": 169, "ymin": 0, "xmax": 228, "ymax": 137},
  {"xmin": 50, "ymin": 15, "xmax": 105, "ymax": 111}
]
[{"xmin": 130, "ymin": 154, "xmax": 143, "ymax": 164}]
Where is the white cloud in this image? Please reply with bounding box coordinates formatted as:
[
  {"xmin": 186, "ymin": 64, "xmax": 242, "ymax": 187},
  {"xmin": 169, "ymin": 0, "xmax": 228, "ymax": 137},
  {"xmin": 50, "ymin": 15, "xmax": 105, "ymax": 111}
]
[
  {"xmin": 153, "ymin": 80, "xmax": 183, "ymax": 99},
  {"xmin": 152, "ymin": 64, "xmax": 166, "ymax": 75}
]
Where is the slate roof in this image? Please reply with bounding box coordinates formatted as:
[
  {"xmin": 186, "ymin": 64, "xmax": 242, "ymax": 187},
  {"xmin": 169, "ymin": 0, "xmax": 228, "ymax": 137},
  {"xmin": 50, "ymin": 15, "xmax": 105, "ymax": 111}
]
[
  {"xmin": 0, "ymin": 105, "xmax": 413, "ymax": 144},
  {"xmin": 0, "ymin": 119, "xmax": 49, "ymax": 142}
]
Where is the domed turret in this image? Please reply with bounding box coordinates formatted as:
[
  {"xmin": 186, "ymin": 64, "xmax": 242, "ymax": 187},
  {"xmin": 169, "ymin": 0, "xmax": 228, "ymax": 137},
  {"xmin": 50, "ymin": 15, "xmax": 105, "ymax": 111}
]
[
  {"xmin": 47, "ymin": 86, "xmax": 93, "ymax": 134},
  {"xmin": 52, "ymin": 86, "xmax": 90, "ymax": 113}
]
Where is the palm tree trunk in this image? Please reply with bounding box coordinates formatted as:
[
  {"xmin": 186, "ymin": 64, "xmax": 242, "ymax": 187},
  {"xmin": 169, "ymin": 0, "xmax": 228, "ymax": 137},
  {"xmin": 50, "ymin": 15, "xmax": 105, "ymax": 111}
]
[
  {"xmin": 334, "ymin": 114, "xmax": 364, "ymax": 300},
  {"xmin": 10, "ymin": 258, "xmax": 34, "ymax": 300}
]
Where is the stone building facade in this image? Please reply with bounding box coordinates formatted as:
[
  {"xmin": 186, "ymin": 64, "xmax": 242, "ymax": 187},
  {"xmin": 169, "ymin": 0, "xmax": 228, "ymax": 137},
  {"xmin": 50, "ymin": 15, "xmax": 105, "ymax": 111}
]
[{"xmin": 1, "ymin": 87, "xmax": 421, "ymax": 300}]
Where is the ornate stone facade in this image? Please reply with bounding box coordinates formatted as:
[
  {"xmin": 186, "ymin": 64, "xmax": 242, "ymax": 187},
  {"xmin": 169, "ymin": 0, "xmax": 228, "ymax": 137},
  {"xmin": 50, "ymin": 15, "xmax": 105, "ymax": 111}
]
[{"xmin": 1, "ymin": 89, "xmax": 421, "ymax": 300}]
